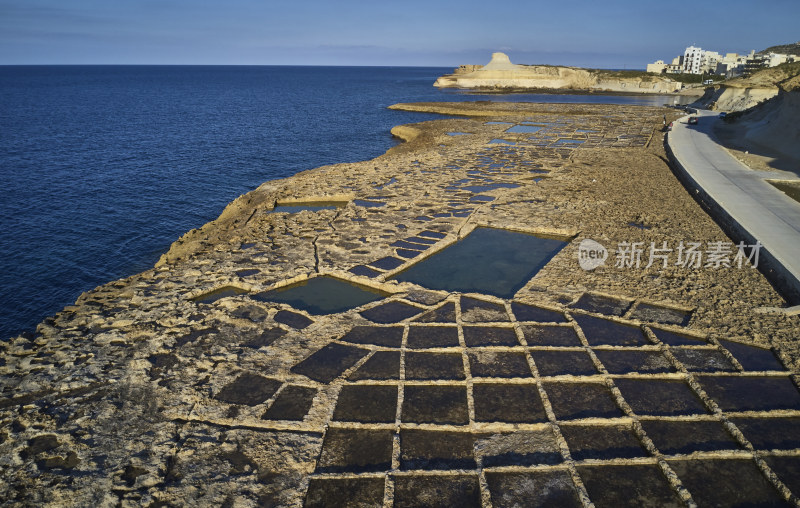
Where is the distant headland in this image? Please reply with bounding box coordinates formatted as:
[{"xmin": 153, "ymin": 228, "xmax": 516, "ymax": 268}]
[{"xmin": 434, "ymin": 52, "xmax": 683, "ymax": 94}]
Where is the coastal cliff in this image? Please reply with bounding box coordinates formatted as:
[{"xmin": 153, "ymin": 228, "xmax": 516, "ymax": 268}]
[
  {"xmin": 693, "ymin": 61, "xmax": 800, "ymax": 113},
  {"xmin": 693, "ymin": 84, "xmax": 779, "ymax": 112},
  {"xmin": 434, "ymin": 52, "xmax": 683, "ymax": 94},
  {"xmin": 711, "ymin": 63, "xmax": 800, "ymax": 163},
  {"xmin": 739, "ymin": 89, "xmax": 800, "ymax": 160}
]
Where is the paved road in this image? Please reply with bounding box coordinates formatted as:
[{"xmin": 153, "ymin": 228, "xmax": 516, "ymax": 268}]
[{"xmin": 667, "ymin": 110, "xmax": 800, "ymax": 303}]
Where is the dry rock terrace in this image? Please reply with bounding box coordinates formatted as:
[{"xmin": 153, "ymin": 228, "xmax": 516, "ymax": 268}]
[{"xmin": 1, "ymin": 102, "xmax": 798, "ymax": 507}]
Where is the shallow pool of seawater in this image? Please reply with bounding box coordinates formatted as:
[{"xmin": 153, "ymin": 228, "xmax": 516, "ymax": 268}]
[
  {"xmin": 506, "ymin": 125, "xmax": 543, "ymax": 134},
  {"xmin": 391, "ymin": 227, "xmax": 569, "ymax": 298},
  {"xmin": 191, "ymin": 286, "xmax": 249, "ymax": 304},
  {"xmin": 270, "ymin": 202, "xmax": 348, "ymax": 213},
  {"xmin": 462, "ymin": 182, "xmax": 521, "ymax": 193},
  {"xmin": 374, "ymin": 177, "xmax": 397, "ymax": 190},
  {"xmin": 252, "ymin": 276, "xmax": 388, "ymax": 314},
  {"xmin": 353, "ymin": 199, "xmax": 386, "ymax": 208}
]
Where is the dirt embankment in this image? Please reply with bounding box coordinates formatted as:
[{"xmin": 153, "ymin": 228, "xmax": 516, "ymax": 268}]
[
  {"xmin": 693, "ymin": 62, "xmax": 800, "ymax": 112},
  {"xmin": 693, "ymin": 85, "xmax": 779, "ymax": 112},
  {"xmin": 736, "ymin": 89, "xmax": 800, "ymax": 161},
  {"xmin": 710, "ymin": 63, "xmax": 800, "ymax": 169}
]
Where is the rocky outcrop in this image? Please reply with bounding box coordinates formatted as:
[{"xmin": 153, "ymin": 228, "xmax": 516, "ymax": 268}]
[
  {"xmin": 743, "ymin": 90, "xmax": 800, "ymax": 159},
  {"xmin": 155, "ymin": 182, "xmax": 283, "ymax": 267},
  {"xmin": 693, "ymin": 62, "xmax": 800, "ymax": 112},
  {"xmin": 705, "ymin": 62, "xmax": 800, "ymax": 161},
  {"xmin": 692, "ymin": 84, "xmax": 779, "ymax": 112},
  {"xmin": 452, "ymin": 64, "xmax": 483, "ymax": 74},
  {"xmin": 389, "ymin": 124, "xmax": 424, "ymax": 142},
  {"xmin": 434, "ymin": 52, "xmax": 682, "ymax": 94},
  {"xmin": 727, "ymin": 89, "xmax": 800, "ymax": 161}
]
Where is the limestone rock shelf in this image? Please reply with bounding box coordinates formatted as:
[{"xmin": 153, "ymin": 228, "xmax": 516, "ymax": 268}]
[
  {"xmin": 434, "ymin": 52, "xmax": 683, "ymax": 94},
  {"xmin": 1, "ymin": 102, "xmax": 798, "ymax": 506}
]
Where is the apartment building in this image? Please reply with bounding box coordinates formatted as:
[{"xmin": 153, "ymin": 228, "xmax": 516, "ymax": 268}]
[
  {"xmin": 648, "ymin": 46, "xmax": 797, "ymax": 76},
  {"xmin": 682, "ymin": 46, "xmax": 703, "ymax": 74}
]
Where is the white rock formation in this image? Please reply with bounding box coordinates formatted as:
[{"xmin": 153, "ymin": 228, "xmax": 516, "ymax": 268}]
[{"xmin": 434, "ymin": 52, "xmax": 682, "ymax": 94}]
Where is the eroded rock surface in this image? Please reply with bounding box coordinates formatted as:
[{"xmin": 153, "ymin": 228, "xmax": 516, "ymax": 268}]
[{"xmin": 1, "ymin": 102, "xmax": 798, "ymax": 506}]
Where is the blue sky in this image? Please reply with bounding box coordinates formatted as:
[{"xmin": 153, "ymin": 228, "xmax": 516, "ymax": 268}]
[{"xmin": 1, "ymin": 0, "xmax": 797, "ymax": 68}]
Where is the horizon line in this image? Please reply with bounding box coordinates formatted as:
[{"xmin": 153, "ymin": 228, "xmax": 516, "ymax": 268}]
[{"xmin": 0, "ymin": 63, "xmax": 648, "ymax": 71}]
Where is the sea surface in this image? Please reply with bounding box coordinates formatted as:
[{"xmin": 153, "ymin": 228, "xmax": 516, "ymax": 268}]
[{"xmin": 0, "ymin": 65, "xmax": 684, "ymax": 338}]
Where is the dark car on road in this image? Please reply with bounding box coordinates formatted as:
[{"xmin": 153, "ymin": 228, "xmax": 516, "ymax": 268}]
[{"xmin": 688, "ymin": 116, "xmax": 698, "ymax": 125}]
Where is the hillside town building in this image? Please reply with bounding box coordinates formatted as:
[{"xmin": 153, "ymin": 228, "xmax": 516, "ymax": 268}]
[{"xmin": 647, "ymin": 45, "xmax": 797, "ymax": 78}]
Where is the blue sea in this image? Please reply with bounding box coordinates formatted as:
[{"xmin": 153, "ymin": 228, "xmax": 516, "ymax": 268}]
[{"xmin": 0, "ymin": 65, "xmax": 682, "ymax": 339}]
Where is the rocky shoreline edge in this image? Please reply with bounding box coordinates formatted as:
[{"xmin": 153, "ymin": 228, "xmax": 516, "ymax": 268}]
[{"xmin": 435, "ymin": 87, "xmax": 701, "ymax": 97}]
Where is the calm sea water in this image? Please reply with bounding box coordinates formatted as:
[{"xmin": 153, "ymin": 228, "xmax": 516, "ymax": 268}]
[{"xmin": 0, "ymin": 65, "xmax": 680, "ymax": 338}]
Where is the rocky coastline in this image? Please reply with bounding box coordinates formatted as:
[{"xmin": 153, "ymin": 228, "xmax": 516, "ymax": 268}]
[
  {"xmin": 434, "ymin": 52, "xmax": 684, "ymax": 94},
  {"xmin": 1, "ymin": 101, "xmax": 799, "ymax": 506}
]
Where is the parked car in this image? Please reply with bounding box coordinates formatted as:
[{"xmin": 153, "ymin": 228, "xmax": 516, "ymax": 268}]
[
  {"xmin": 719, "ymin": 112, "xmax": 727, "ymax": 118},
  {"xmin": 688, "ymin": 116, "xmax": 698, "ymax": 125}
]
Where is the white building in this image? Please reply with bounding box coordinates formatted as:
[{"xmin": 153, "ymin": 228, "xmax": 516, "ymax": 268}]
[
  {"xmin": 681, "ymin": 46, "xmax": 722, "ymax": 74},
  {"xmin": 716, "ymin": 52, "xmax": 752, "ymax": 77},
  {"xmin": 666, "ymin": 56, "xmax": 684, "ymax": 74},
  {"xmin": 650, "ymin": 46, "xmax": 797, "ymax": 77},
  {"xmin": 683, "ymin": 46, "xmax": 704, "ymax": 74},
  {"xmin": 646, "ymin": 60, "xmax": 667, "ymax": 73},
  {"xmin": 702, "ymin": 51, "xmax": 722, "ymax": 73},
  {"xmin": 766, "ymin": 53, "xmax": 793, "ymax": 67}
]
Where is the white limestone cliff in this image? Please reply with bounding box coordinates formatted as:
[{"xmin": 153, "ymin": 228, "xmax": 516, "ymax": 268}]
[{"xmin": 435, "ymin": 52, "xmax": 682, "ymax": 94}]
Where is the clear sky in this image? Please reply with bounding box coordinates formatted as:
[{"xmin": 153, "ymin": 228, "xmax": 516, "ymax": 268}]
[{"xmin": 1, "ymin": 0, "xmax": 798, "ymax": 68}]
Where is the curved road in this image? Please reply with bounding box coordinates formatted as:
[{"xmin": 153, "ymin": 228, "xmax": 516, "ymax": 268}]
[{"xmin": 667, "ymin": 110, "xmax": 800, "ymax": 304}]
